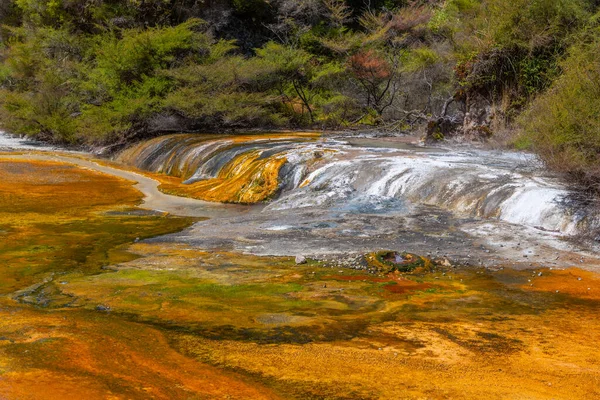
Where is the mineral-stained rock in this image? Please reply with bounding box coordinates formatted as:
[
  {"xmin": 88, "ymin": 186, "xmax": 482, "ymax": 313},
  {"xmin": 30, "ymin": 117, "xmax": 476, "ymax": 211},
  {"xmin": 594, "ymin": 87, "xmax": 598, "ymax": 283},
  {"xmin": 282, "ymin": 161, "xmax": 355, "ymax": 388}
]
[
  {"xmin": 434, "ymin": 257, "xmax": 453, "ymax": 267},
  {"xmin": 365, "ymin": 251, "xmax": 433, "ymax": 273}
]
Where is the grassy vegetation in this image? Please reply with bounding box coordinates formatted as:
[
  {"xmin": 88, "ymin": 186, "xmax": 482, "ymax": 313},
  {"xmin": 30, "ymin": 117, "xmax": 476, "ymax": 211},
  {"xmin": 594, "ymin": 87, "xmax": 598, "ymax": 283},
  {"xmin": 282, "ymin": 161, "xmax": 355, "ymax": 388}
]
[{"xmin": 2, "ymin": 0, "xmax": 600, "ymax": 184}]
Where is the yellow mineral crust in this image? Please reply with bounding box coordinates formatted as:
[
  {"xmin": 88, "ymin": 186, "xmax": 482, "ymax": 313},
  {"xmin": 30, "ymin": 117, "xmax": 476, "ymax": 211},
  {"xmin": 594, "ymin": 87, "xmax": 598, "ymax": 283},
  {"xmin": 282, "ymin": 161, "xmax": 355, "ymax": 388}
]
[
  {"xmin": 158, "ymin": 150, "xmax": 287, "ymax": 203},
  {"xmin": 117, "ymin": 132, "xmax": 320, "ymax": 204}
]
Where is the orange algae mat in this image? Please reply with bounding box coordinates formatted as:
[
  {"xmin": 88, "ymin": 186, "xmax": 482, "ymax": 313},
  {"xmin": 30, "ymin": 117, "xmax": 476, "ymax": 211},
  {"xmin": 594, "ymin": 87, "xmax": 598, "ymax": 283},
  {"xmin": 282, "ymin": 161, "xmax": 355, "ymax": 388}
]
[
  {"xmin": 0, "ymin": 159, "xmax": 276, "ymax": 399},
  {"xmin": 0, "ymin": 159, "xmax": 142, "ymax": 214},
  {"xmin": 0, "ymin": 157, "xmax": 600, "ymax": 399}
]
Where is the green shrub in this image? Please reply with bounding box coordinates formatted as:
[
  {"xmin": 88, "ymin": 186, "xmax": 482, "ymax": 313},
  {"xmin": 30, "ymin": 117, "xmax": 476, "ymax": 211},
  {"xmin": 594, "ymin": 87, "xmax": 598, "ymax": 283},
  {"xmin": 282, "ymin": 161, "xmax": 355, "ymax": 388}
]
[
  {"xmin": 520, "ymin": 24, "xmax": 600, "ymax": 187},
  {"xmin": 454, "ymin": 0, "xmax": 590, "ymax": 106}
]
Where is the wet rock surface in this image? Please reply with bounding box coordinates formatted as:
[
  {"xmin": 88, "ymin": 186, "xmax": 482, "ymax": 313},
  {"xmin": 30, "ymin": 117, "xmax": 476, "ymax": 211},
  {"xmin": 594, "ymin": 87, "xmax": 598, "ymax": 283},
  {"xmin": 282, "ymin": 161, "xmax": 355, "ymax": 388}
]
[{"xmin": 104, "ymin": 132, "xmax": 600, "ymax": 270}]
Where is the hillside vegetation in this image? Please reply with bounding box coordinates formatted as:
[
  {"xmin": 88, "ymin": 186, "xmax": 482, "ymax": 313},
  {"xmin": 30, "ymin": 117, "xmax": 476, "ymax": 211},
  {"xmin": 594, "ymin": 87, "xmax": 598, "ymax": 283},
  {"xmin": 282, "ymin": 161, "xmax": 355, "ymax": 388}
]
[{"xmin": 1, "ymin": 0, "xmax": 600, "ymax": 187}]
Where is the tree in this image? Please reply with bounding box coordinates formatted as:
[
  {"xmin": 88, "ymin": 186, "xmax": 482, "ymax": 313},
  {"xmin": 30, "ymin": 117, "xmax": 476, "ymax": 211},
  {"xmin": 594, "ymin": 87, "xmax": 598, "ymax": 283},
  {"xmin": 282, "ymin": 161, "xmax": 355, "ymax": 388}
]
[
  {"xmin": 255, "ymin": 42, "xmax": 318, "ymax": 123},
  {"xmin": 348, "ymin": 48, "xmax": 399, "ymax": 116},
  {"xmin": 323, "ymin": 0, "xmax": 352, "ymax": 29}
]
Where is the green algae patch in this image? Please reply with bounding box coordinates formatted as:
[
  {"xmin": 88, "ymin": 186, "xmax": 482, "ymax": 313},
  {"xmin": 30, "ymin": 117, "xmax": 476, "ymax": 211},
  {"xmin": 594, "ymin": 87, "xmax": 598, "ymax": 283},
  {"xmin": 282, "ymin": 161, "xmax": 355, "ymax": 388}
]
[
  {"xmin": 0, "ymin": 159, "xmax": 195, "ymax": 296},
  {"xmin": 48, "ymin": 242, "xmax": 573, "ymax": 349},
  {"xmin": 0, "ymin": 214, "xmax": 194, "ymax": 296},
  {"xmin": 55, "ymin": 251, "xmax": 351, "ymax": 333}
]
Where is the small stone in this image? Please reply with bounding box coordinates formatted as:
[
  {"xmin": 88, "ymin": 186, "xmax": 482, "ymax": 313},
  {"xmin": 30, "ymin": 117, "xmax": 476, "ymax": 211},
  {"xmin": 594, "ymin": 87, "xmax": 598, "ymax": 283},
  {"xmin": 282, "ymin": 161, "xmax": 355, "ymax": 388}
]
[
  {"xmin": 95, "ymin": 304, "xmax": 110, "ymax": 312},
  {"xmin": 295, "ymin": 255, "xmax": 307, "ymax": 264},
  {"xmin": 435, "ymin": 258, "xmax": 452, "ymax": 267}
]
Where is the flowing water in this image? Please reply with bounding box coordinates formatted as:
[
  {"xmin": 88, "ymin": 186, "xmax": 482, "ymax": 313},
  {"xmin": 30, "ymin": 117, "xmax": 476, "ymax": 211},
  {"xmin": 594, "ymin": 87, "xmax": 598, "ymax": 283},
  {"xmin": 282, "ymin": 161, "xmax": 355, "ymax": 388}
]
[
  {"xmin": 0, "ymin": 130, "xmax": 56, "ymax": 151},
  {"xmin": 118, "ymin": 133, "xmax": 599, "ymax": 267},
  {"xmin": 2, "ymin": 130, "xmax": 600, "ymax": 399}
]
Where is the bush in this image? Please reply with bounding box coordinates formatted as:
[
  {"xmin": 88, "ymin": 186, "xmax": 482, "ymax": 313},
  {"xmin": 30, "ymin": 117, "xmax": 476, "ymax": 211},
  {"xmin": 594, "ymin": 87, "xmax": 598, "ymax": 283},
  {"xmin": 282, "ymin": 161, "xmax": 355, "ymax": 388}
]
[
  {"xmin": 0, "ymin": 19, "xmax": 216, "ymax": 144},
  {"xmin": 454, "ymin": 0, "xmax": 591, "ymax": 106},
  {"xmin": 519, "ymin": 24, "xmax": 600, "ymax": 189}
]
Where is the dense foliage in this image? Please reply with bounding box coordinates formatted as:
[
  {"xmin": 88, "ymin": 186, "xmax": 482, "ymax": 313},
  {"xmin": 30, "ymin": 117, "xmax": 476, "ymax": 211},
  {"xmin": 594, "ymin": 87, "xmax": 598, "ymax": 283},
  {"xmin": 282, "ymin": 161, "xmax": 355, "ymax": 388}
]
[
  {"xmin": 519, "ymin": 20, "xmax": 600, "ymax": 190},
  {"xmin": 1, "ymin": 0, "xmax": 600, "ymax": 186},
  {"xmin": 0, "ymin": 0, "xmax": 454, "ymax": 145}
]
